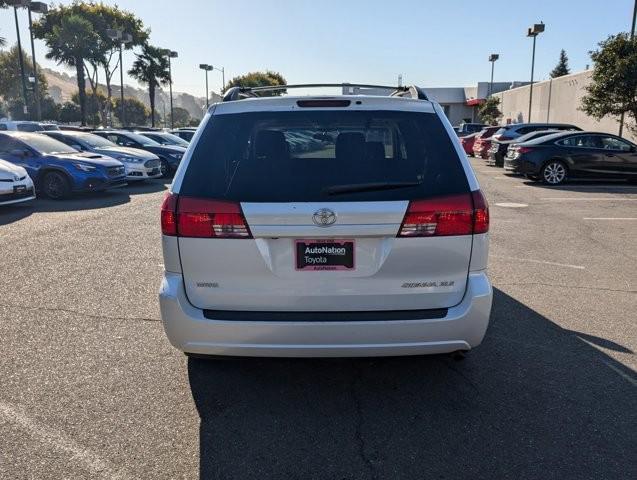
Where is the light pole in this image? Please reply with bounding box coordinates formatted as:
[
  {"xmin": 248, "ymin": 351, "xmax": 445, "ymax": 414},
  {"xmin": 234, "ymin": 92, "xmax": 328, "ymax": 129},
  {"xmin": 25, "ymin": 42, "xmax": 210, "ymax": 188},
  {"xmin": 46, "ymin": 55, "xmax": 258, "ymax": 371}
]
[
  {"xmin": 199, "ymin": 64, "xmax": 213, "ymax": 108},
  {"xmin": 7, "ymin": 0, "xmax": 30, "ymax": 118},
  {"xmin": 526, "ymin": 22, "xmax": 545, "ymax": 122},
  {"xmin": 107, "ymin": 29, "xmax": 132, "ymax": 127},
  {"xmin": 488, "ymin": 54, "xmax": 499, "ymax": 97},
  {"xmin": 27, "ymin": 1, "xmax": 47, "ymax": 121},
  {"xmin": 164, "ymin": 50, "xmax": 178, "ymax": 129},
  {"xmin": 211, "ymin": 65, "xmax": 225, "ymax": 92},
  {"xmin": 619, "ymin": 0, "xmax": 637, "ymax": 137}
]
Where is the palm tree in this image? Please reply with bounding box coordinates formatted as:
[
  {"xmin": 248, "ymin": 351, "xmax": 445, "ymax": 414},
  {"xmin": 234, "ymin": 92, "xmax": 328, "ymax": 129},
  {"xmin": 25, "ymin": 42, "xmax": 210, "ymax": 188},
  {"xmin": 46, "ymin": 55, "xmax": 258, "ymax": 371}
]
[
  {"xmin": 33, "ymin": 14, "xmax": 100, "ymax": 126},
  {"xmin": 128, "ymin": 44, "xmax": 170, "ymax": 127}
]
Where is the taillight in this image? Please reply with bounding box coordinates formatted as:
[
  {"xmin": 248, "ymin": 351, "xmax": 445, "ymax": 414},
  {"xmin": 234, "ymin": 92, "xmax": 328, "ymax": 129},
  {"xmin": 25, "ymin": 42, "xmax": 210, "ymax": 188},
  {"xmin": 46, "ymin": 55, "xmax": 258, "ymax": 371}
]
[
  {"xmin": 471, "ymin": 190, "xmax": 489, "ymax": 234},
  {"xmin": 161, "ymin": 192, "xmax": 178, "ymax": 236},
  {"xmin": 398, "ymin": 191, "xmax": 489, "ymax": 237},
  {"xmin": 517, "ymin": 146, "xmax": 533, "ymax": 154},
  {"xmin": 160, "ymin": 193, "xmax": 252, "ymax": 238}
]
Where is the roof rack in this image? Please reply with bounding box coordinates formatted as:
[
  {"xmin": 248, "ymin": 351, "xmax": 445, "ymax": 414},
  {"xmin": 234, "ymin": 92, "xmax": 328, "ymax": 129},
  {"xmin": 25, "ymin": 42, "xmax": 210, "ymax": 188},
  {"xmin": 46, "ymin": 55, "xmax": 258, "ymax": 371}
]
[{"xmin": 221, "ymin": 83, "xmax": 429, "ymax": 102}]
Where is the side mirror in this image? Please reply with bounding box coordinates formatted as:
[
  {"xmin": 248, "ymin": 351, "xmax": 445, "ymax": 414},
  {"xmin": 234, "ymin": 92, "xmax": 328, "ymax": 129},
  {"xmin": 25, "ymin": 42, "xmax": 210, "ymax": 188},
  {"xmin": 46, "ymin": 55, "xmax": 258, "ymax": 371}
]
[{"xmin": 10, "ymin": 149, "xmax": 29, "ymax": 158}]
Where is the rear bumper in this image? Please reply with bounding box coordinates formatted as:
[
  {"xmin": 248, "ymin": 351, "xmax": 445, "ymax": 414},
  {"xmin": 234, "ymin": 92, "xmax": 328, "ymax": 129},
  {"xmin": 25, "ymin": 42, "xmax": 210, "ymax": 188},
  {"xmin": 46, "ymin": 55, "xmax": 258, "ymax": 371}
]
[{"xmin": 159, "ymin": 271, "xmax": 493, "ymax": 357}]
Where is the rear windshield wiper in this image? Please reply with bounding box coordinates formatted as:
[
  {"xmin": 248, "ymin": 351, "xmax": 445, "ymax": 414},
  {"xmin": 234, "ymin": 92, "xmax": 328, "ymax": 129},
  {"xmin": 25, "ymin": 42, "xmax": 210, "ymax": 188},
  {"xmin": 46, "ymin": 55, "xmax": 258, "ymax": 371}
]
[{"xmin": 323, "ymin": 181, "xmax": 422, "ymax": 196}]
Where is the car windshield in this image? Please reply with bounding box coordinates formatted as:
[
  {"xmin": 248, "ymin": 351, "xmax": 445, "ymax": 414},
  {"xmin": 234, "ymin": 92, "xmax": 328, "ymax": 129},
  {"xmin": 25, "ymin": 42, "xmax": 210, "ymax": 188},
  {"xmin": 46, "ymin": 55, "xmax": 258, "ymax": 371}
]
[
  {"xmin": 146, "ymin": 132, "xmax": 189, "ymax": 146},
  {"xmin": 122, "ymin": 132, "xmax": 161, "ymax": 146},
  {"xmin": 19, "ymin": 134, "xmax": 78, "ymax": 154},
  {"xmin": 75, "ymin": 133, "xmax": 117, "ymax": 148}
]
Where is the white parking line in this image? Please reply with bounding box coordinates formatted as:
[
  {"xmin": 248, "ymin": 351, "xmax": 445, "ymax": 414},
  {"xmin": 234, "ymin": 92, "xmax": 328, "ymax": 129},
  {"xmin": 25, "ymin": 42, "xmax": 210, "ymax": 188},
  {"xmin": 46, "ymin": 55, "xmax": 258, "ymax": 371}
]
[
  {"xmin": 494, "ymin": 202, "xmax": 528, "ymax": 208},
  {"xmin": 0, "ymin": 401, "xmax": 132, "ymax": 479},
  {"xmin": 583, "ymin": 217, "xmax": 637, "ymax": 221},
  {"xmin": 491, "ymin": 255, "xmax": 585, "ymax": 270},
  {"xmin": 541, "ymin": 197, "xmax": 637, "ymax": 201}
]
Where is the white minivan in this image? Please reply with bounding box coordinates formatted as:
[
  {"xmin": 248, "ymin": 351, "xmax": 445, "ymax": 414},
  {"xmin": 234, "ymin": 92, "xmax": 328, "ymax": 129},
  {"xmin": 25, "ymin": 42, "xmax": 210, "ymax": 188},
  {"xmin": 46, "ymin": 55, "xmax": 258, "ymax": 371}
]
[{"xmin": 159, "ymin": 84, "xmax": 492, "ymax": 358}]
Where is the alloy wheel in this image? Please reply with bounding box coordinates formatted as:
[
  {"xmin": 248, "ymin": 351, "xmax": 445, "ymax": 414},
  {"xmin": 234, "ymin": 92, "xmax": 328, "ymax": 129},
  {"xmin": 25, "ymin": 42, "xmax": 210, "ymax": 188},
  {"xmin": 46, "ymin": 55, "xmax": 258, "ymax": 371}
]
[{"xmin": 543, "ymin": 162, "xmax": 566, "ymax": 185}]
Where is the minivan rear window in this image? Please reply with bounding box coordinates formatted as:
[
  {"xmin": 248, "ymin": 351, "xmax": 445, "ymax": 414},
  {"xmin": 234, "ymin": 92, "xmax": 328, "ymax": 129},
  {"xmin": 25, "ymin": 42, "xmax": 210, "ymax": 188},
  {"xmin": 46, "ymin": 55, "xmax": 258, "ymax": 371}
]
[{"xmin": 180, "ymin": 110, "xmax": 469, "ymax": 202}]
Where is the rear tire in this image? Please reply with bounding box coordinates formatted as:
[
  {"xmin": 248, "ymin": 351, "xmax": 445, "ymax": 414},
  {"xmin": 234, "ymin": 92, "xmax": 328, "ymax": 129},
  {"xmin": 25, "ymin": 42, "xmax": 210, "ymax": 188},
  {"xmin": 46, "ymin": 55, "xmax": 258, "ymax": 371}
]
[
  {"xmin": 42, "ymin": 171, "xmax": 71, "ymax": 199},
  {"xmin": 159, "ymin": 159, "xmax": 170, "ymax": 178},
  {"xmin": 541, "ymin": 160, "xmax": 568, "ymax": 185}
]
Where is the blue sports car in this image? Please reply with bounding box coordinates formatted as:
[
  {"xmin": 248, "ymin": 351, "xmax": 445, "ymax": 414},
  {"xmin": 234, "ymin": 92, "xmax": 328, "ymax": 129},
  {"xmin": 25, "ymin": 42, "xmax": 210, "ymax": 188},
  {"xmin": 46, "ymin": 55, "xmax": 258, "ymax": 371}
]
[{"xmin": 0, "ymin": 131, "xmax": 127, "ymax": 199}]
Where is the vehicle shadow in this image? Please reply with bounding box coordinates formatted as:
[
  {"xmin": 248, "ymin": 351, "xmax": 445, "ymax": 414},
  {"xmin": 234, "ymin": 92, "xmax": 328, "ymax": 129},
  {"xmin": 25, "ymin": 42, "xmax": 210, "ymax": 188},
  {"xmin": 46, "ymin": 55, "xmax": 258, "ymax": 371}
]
[
  {"xmin": 514, "ymin": 177, "xmax": 637, "ymax": 193},
  {"xmin": 0, "ymin": 179, "xmax": 168, "ymax": 226},
  {"xmin": 188, "ymin": 288, "xmax": 636, "ymax": 480}
]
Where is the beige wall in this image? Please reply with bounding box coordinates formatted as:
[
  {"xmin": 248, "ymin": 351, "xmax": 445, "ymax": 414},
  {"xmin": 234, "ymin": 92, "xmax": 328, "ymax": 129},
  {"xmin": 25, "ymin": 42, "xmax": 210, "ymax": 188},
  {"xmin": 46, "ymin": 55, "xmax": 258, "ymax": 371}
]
[{"xmin": 493, "ymin": 70, "xmax": 637, "ymax": 143}]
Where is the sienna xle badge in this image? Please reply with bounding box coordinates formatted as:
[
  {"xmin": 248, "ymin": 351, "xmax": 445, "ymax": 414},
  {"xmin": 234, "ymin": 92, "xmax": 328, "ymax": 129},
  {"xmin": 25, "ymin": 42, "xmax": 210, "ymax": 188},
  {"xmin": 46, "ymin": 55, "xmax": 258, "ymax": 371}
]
[{"xmin": 159, "ymin": 83, "xmax": 492, "ymax": 358}]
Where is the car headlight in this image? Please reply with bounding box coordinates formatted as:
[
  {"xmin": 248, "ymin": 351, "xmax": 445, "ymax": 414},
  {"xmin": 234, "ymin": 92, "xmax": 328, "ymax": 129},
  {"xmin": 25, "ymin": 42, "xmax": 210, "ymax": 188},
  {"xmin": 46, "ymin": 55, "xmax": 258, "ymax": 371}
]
[
  {"xmin": 73, "ymin": 162, "xmax": 97, "ymax": 172},
  {"xmin": 168, "ymin": 153, "xmax": 183, "ymax": 160}
]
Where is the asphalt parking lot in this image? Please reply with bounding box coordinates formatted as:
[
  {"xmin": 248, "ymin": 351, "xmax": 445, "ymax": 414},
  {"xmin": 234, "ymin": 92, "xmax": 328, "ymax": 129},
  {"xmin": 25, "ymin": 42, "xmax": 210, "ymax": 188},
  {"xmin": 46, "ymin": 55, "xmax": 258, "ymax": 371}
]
[{"xmin": 1, "ymin": 161, "xmax": 636, "ymax": 480}]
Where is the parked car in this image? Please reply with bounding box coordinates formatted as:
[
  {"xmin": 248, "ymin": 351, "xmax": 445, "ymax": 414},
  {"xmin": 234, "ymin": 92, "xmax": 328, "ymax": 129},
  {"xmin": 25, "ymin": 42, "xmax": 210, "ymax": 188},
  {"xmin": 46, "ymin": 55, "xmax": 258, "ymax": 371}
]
[
  {"xmin": 0, "ymin": 120, "xmax": 46, "ymax": 132},
  {"xmin": 472, "ymin": 126, "xmax": 500, "ymax": 159},
  {"xmin": 0, "ymin": 132, "xmax": 126, "ymax": 199},
  {"xmin": 487, "ymin": 129, "xmax": 565, "ymax": 167},
  {"xmin": 459, "ymin": 132, "xmax": 479, "ymax": 155},
  {"xmin": 491, "ymin": 122, "xmax": 581, "ymax": 142},
  {"xmin": 0, "ymin": 158, "xmax": 35, "ymax": 206},
  {"xmin": 504, "ymin": 131, "xmax": 637, "ymax": 184},
  {"xmin": 159, "ymin": 83, "xmax": 492, "ymax": 358},
  {"xmin": 137, "ymin": 131, "xmax": 190, "ymax": 147},
  {"xmin": 93, "ymin": 130, "xmax": 186, "ymax": 177},
  {"xmin": 454, "ymin": 123, "xmax": 486, "ymax": 137},
  {"xmin": 43, "ymin": 131, "xmax": 162, "ymax": 181},
  {"xmin": 169, "ymin": 128, "xmax": 196, "ymax": 142}
]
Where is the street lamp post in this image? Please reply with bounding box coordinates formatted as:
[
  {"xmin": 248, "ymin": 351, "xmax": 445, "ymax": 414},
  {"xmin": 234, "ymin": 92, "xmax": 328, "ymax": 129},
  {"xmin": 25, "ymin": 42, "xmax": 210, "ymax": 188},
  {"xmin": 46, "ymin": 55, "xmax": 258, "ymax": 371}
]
[
  {"xmin": 199, "ymin": 64, "xmax": 213, "ymax": 108},
  {"xmin": 27, "ymin": 1, "xmax": 47, "ymax": 121},
  {"xmin": 526, "ymin": 22, "xmax": 545, "ymax": 122},
  {"xmin": 107, "ymin": 29, "xmax": 132, "ymax": 127},
  {"xmin": 488, "ymin": 54, "xmax": 499, "ymax": 97},
  {"xmin": 8, "ymin": 0, "xmax": 30, "ymax": 118},
  {"xmin": 211, "ymin": 65, "xmax": 225, "ymax": 92},
  {"xmin": 619, "ymin": 0, "xmax": 637, "ymax": 137},
  {"xmin": 165, "ymin": 50, "xmax": 178, "ymax": 129}
]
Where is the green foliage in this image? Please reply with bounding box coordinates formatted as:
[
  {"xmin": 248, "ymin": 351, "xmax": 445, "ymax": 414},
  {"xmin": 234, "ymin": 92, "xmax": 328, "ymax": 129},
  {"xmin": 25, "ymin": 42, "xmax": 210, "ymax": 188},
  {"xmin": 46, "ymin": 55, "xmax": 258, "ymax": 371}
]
[
  {"xmin": 0, "ymin": 46, "xmax": 49, "ymax": 103},
  {"xmin": 59, "ymin": 102, "xmax": 82, "ymax": 123},
  {"xmin": 128, "ymin": 44, "xmax": 171, "ymax": 127},
  {"xmin": 550, "ymin": 49, "xmax": 570, "ymax": 78},
  {"xmin": 171, "ymin": 106, "xmax": 191, "ymax": 127},
  {"xmin": 223, "ymin": 71, "xmax": 287, "ymax": 95},
  {"xmin": 72, "ymin": 90, "xmax": 109, "ymax": 126},
  {"xmin": 113, "ymin": 96, "xmax": 148, "ymax": 126},
  {"xmin": 478, "ymin": 96, "xmax": 502, "ymax": 125},
  {"xmin": 581, "ymin": 33, "xmax": 637, "ymax": 136}
]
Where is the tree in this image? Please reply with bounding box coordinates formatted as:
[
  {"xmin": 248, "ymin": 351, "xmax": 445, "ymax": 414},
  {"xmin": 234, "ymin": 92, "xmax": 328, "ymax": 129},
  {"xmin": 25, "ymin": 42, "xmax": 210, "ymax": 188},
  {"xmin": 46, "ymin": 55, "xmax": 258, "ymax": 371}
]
[
  {"xmin": 223, "ymin": 71, "xmax": 287, "ymax": 95},
  {"xmin": 581, "ymin": 33, "xmax": 637, "ymax": 136},
  {"xmin": 478, "ymin": 96, "xmax": 502, "ymax": 125},
  {"xmin": 171, "ymin": 106, "xmax": 191, "ymax": 127},
  {"xmin": 128, "ymin": 44, "xmax": 171, "ymax": 127},
  {"xmin": 33, "ymin": 11, "xmax": 101, "ymax": 125},
  {"xmin": 550, "ymin": 49, "xmax": 570, "ymax": 78},
  {"xmin": 0, "ymin": 45, "xmax": 50, "ymax": 119},
  {"xmin": 72, "ymin": 90, "xmax": 109, "ymax": 127},
  {"xmin": 113, "ymin": 97, "xmax": 148, "ymax": 126},
  {"xmin": 59, "ymin": 101, "xmax": 81, "ymax": 123}
]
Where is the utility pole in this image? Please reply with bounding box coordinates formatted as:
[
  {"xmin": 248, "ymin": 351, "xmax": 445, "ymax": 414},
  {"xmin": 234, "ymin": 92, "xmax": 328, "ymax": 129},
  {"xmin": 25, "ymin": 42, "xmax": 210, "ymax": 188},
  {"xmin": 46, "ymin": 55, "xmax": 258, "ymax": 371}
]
[
  {"xmin": 27, "ymin": 2, "xmax": 48, "ymax": 121},
  {"xmin": 618, "ymin": 0, "xmax": 637, "ymax": 137},
  {"xmin": 12, "ymin": 5, "xmax": 30, "ymax": 118},
  {"xmin": 488, "ymin": 54, "xmax": 499, "ymax": 97}
]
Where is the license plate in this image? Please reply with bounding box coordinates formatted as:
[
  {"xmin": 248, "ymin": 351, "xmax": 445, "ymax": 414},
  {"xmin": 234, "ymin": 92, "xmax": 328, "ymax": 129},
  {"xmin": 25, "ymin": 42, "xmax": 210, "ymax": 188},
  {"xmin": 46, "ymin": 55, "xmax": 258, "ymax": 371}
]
[
  {"xmin": 295, "ymin": 239, "xmax": 355, "ymax": 271},
  {"xmin": 13, "ymin": 185, "xmax": 26, "ymax": 194}
]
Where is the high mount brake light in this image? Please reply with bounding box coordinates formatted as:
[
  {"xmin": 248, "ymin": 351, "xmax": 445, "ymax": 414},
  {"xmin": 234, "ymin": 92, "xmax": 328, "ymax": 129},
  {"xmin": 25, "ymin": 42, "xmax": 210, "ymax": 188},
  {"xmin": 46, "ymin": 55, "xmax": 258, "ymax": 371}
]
[
  {"xmin": 161, "ymin": 193, "xmax": 252, "ymax": 239},
  {"xmin": 398, "ymin": 191, "xmax": 489, "ymax": 237}
]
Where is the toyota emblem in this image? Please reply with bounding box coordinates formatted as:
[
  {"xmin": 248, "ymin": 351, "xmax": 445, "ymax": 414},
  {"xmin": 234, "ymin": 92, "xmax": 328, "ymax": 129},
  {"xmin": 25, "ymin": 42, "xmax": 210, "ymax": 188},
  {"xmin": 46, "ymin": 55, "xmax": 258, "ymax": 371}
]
[{"xmin": 312, "ymin": 208, "xmax": 337, "ymax": 227}]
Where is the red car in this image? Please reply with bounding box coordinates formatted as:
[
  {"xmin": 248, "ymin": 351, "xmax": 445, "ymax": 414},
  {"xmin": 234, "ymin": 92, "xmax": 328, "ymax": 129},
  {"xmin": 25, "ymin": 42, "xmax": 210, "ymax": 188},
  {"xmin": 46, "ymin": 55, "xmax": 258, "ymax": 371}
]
[
  {"xmin": 459, "ymin": 132, "xmax": 478, "ymax": 155},
  {"xmin": 472, "ymin": 126, "xmax": 500, "ymax": 159}
]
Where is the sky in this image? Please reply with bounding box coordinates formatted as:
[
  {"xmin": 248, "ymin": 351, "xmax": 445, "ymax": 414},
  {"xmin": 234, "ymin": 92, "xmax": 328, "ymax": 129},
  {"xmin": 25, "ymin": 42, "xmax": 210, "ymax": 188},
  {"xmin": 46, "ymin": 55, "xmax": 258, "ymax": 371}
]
[{"xmin": 0, "ymin": 0, "xmax": 635, "ymax": 98}]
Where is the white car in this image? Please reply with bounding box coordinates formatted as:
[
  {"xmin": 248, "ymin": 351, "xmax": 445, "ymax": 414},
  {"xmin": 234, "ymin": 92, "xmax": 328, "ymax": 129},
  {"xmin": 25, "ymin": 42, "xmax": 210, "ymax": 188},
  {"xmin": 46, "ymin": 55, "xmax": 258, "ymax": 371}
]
[
  {"xmin": 159, "ymin": 84, "xmax": 492, "ymax": 358},
  {"xmin": 0, "ymin": 158, "xmax": 35, "ymax": 205},
  {"xmin": 42, "ymin": 131, "xmax": 162, "ymax": 181},
  {"xmin": 0, "ymin": 120, "xmax": 53, "ymax": 132}
]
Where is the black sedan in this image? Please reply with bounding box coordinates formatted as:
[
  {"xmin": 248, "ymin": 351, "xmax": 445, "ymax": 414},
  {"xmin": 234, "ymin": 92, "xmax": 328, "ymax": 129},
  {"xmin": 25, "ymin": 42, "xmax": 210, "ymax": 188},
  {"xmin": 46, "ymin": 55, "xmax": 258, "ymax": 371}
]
[
  {"xmin": 504, "ymin": 131, "xmax": 637, "ymax": 185},
  {"xmin": 487, "ymin": 129, "xmax": 562, "ymax": 167},
  {"xmin": 93, "ymin": 130, "xmax": 187, "ymax": 177}
]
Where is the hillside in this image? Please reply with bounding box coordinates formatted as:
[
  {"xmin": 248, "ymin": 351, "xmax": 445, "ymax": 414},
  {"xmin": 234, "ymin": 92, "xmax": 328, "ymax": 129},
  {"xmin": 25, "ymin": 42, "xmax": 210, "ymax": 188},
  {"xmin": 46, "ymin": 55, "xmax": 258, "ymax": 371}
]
[{"xmin": 43, "ymin": 68, "xmax": 209, "ymax": 120}]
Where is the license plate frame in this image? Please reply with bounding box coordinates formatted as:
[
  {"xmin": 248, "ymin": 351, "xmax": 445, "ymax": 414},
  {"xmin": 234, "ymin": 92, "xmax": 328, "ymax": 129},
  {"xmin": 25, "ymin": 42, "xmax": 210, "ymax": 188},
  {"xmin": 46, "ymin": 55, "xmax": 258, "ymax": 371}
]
[
  {"xmin": 295, "ymin": 239, "xmax": 355, "ymax": 271},
  {"xmin": 13, "ymin": 185, "xmax": 26, "ymax": 194}
]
